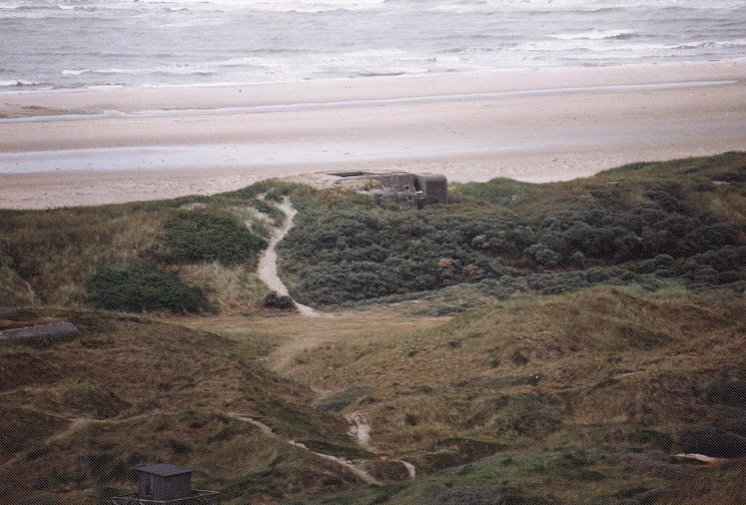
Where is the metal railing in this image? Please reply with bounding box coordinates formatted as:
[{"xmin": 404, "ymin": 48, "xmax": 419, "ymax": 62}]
[{"xmin": 110, "ymin": 490, "xmax": 220, "ymax": 505}]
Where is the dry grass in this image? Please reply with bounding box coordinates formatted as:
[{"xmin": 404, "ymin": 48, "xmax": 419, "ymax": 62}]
[
  {"xmin": 0, "ymin": 193, "xmax": 281, "ymax": 313},
  {"xmin": 177, "ymin": 262, "xmax": 270, "ymax": 313},
  {"xmin": 280, "ymin": 287, "xmax": 744, "ymax": 448},
  {"xmin": 250, "ymin": 286, "xmax": 743, "ymax": 505},
  {"xmin": 181, "ymin": 306, "xmax": 446, "ymax": 376},
  {"xmin": 0, "ymin": 308, "xmax": 373, "ymax": 505},
  {"xmin": 657, "ymin": 459, "xmax": 746, "ymax": 505}
]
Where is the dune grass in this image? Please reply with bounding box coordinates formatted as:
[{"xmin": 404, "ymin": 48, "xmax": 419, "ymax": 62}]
[
  {"xmin": 264, "ymin": 286, "xmax": 745, "ymax": 505},
  {"xmin": 0, "ymin": 189, "xmax": 281, "ymax": 313},
  {"xmin": 0, "ymin": 307, "xmax": 374, "ymax": 505}
]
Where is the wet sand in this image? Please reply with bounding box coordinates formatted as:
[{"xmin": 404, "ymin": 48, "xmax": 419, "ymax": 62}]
[{"xmin": 1, "ymin": 60, "xmax": 745, "ymax": 209}]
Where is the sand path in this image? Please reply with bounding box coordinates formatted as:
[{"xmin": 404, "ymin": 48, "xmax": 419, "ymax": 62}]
[
  {"xmin": 346, "ymin": 411, "xmax": 417, "ymax": 479},
  {"xmin": 228, "ymin": 414, "xmax": 383, "ymax": 485},
  {"xmin": 255, "ymin": 197, "xmax": 318, "ymax": 317}
]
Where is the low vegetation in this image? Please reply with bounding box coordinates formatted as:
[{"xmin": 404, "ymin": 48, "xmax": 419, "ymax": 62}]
[
  {"xmin": 1, "ymin": 153, "xmax": 744, "ymax": 505},
  {"xmin": 158, "ymin": 210, "xmax": 267, "ymax": 266},
  {"xmin": 281, "ymin": 287, "xmax": 746, "ymax": 505},
  {"xmin": 0, "ymin": 187, "xmax": 278, "ymax": 313},
  {"xmin": 0, "ymin": 308, "xmax": 367, "ymax": 505},
  {"xmin": 86, "ymin": 260, "xmax": 211, "ymax": 313},
  {"xmin": 279, "ymin": 152, "xmax": 745, "ymax": 306},
  {"xmin": 263, "ymin": 292, "xmax": 296, "ymax": 310}
]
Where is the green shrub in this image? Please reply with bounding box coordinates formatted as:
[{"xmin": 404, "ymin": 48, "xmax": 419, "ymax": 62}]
[
  {"xmin": 86, "ymin": 260, "xmax": 210, "ymax": 313},
  {"xmin": 632, "ymin": 429, "xmax": 673, "ymax": 451},
  {"xmin": 511, "ymin": 349, "xmax": 529, "ymax": 365},
  {"xmin": 678, "ymin": 426, "xmax": 746, "ymax": 458},
  {"xmin": 255, "ymin": 200, "xmax": 274, "ymax": 214},
  {"xmin": 265, "ymin": 189, "xmax": 285, "ymax": 202},
  {"xmin": 168, "ymin": 439, "xmax": 192, "ymax": 454},
  {"xmin": 276, "ymin": 153, "xmax": 745, "ymax": 306},
  {"xmin": 161, "ymin": 211, "xmax": 266, "ymax": 266},
  {"xmin": 263, "ymin": 292, "xmax": 295, "ymax": 310}
]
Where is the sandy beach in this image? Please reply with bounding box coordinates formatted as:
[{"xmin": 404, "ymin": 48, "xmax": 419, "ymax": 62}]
[{"xmin": 1, "ymin": 60, "xmax": 745, "ymax": 209}]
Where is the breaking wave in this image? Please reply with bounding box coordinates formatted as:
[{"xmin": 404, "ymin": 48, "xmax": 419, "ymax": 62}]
[{"xmin": 550, "ymin": 29, "xmax": 637, "ymax": 41}]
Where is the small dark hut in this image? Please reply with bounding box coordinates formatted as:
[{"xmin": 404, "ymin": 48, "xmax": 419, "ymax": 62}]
[
  {"xmin": 138, "ymin": 464, "xmax": 192, "ymax": 501},
  {"xmin": 111, "ymin": 463, "xmax": 220, "ymax": 504}
]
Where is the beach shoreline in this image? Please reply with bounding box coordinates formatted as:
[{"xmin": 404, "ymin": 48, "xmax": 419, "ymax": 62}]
[{"xmin": 1, "ymin": 60, "xmax": 745, "ymax": 209}]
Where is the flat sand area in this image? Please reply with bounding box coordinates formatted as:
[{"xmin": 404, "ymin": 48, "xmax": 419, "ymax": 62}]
[{"xmin": 1, "ymin": 60, "xmax": 745, "ymax": 209}]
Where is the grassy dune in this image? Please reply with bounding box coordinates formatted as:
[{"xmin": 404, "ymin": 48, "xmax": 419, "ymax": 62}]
[
  {"xmin": 1, "ymin": 153, "xmax": 744, "ymax": 504},
  {"xmin": 281, "ymin": 288, "xmax": 745, "ymax": 504},
  {"xmin": 0, "ymin": 183, "xmax": 284, "ymax": 313},
  {"xmin": 0, "ymin": 308, "xmax": 371, "ymax": 505}
]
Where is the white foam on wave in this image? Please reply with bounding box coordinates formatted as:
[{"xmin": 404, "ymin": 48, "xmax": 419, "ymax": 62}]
[
  {"xmin": 134, "ymin": 0, "xmax": 386, "ymax": 13},
  {"xmin": 0, "ymin": 79, "xmax": 40, "ymax": 87},
  {"xmin": 55, "ymin": 1, "xmax": 148, "ymax": 10},
  {"xmin": 668, "ymin": 39, "xmax": 746, "ymax": 50},
  {"xmin": 551, "ymin": 29, "xmax": 636, "ymax": 41},
  {"xmin": 62, "ymin": 66, "xmax": 217, "ymax": 76},
  {"xmin": 428, "ymin": 0, "xmax": 739, "ymax": 14}
]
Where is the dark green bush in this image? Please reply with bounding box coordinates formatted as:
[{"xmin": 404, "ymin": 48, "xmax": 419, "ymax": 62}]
[
  {"xmin": 161, "ymin": 211, "xmax": 266, "ymax": 266},
  {"xmin": 262, "ymin": 293, "xmax": 295, "ymax": 310},
  {"xmin": 255, "ymin": 200, "xmax": 274, "ymax": 214},
  {"xmin": 632, "ymin": 429, "xmax": 673, "ymax": 451},
  {"xmin": 265, "ymin": 189, "xmax": 285, "ymax": 202},
  {"xmin": 706, "ymin": 378, "xmax": 746, "ymax": 408},
  {"xmin": 277, "ymin": 155, "xmax": 744, "ymax": 306},
  {"xmin": 678, "ymin": 426, "xmax": 746, "ymax": 458},
  {"xmin": 86, "ymin": 261, "xmax": 210, "ymax": 313}
]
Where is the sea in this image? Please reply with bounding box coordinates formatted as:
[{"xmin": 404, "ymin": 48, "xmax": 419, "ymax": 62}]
[{"xmin": 0, "ymin": 0, "xmax": 745, "ymax": 90}]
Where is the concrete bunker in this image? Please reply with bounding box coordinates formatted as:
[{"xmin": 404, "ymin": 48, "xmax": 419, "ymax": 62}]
[{"xmin": 324, "ymin": 171, "xmax": 447, "ymax": 208}]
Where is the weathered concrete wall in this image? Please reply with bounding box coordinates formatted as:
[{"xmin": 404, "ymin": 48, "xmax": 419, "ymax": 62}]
[
  {"xmin": 326, "ymin": 171, "xmax": 447, "ymax": 208},
  {"xmin": 415, "ymin": 174, "xmax": 448, "ymax": 204}
]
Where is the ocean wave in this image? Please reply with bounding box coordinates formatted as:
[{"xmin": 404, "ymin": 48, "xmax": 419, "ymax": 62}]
[
  {"xmin": 550, "ymin": 29, "xmax": 637, "ymax": 41},
  {"xmin": 62, "ymin": 67, "xmax": 217, "ymax": 76},
  {"xmin": 355, "ymin": 70, "xmax": 409, "ymax": 77},
  {"xmin": 0, "ymin": 79, "xmax": 41, "ymax": 87},
  {"xmin": 132, "ymin": 0, "xmax": 387, "ymax": 13},
  {"xmin": 668, "ymin": 39, "xmax": 746, "ymax": 50}
]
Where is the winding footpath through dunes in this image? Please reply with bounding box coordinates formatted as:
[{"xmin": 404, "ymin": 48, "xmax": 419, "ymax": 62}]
[
  {"xmin": 255, "ymin": 197, "xmax": 319, "ymax": 317},
  {"xmin": 251, "ymin": 197, "xmax": 419, "ymax": 482},
  {"xmin": 347, "ymin": 411, "xmax": 417, "ymax": 480},
  {"xmin": 228, "ymin": 414, "xmax": 383, "ymax": 486}
]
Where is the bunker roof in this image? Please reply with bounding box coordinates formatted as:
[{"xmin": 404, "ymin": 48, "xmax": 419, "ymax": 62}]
[{"xmin": 137, "ymin": 463, "xmax": 193, "ymax": 477}]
